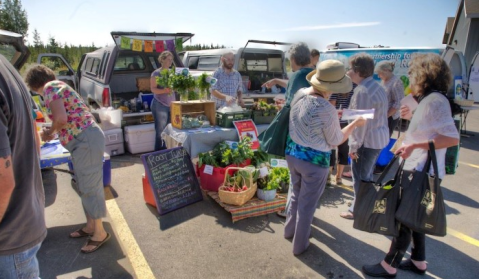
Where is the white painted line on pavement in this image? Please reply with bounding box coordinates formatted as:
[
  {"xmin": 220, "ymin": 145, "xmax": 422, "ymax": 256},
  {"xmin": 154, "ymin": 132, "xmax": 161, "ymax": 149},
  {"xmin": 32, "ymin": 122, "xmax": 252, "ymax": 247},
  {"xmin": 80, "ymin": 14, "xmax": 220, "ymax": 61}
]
[
  {"xmin": 105, "ymin": 188, "xmax": 155, "ymax": 279},
  {"xmin": 458, "ymin": 161, "xmax": 479, "ymax": 169}
]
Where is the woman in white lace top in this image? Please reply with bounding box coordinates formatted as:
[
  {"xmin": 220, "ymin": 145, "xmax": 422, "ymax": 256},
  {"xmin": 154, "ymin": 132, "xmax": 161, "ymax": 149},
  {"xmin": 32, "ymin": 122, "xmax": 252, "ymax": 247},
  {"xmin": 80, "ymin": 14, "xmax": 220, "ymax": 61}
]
[{"xmin": 362, "ymin": 53, "xmax": 459, "ymax": 278}]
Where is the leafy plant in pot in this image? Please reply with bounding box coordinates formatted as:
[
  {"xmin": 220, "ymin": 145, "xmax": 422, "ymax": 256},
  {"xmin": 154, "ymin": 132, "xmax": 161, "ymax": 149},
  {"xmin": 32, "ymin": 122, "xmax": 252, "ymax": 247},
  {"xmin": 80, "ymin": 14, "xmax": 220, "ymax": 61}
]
[{"xmin": 257, "ymin": 167, "xmax": 290, "ymax": 201}]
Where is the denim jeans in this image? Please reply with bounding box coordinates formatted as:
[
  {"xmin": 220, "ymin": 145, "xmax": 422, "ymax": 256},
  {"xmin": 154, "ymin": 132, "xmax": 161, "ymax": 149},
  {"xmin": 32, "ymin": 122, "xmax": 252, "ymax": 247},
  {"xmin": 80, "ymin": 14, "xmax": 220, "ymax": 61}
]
[
  {"xmin": 0, "ymin": 243, "xmax": 41, "ymax": 279},
  {"xmin": 348, "ymin": 146, "xmax": 381, "ymax": 212},
  {"xmin": 151, "ymin": 99, "xmax": 171, "ymax": 151}
]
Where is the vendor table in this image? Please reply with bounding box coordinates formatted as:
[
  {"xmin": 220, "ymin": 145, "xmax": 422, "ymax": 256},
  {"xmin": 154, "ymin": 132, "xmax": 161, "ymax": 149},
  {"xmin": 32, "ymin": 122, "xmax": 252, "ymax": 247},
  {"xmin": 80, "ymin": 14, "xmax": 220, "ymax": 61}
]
[
  {"xmin": 206, "ymin": 191, "xmax": 286, "ymax": 222},
  {"xmin": 40, "ymin": 141, "xmax": 71, "ymax": 169},
  {"xmin": 459, "ymin": 105, "xmax": 479, "ymax": 137},
  {"xmin": 162, "ymin": 124, "xmax": 269, "ymax": 158}
]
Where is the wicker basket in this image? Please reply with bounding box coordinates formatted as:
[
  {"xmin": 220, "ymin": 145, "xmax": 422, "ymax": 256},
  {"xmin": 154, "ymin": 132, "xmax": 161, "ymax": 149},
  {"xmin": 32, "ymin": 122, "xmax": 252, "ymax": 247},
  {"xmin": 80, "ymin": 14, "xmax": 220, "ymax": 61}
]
[
  {"xmin": 218, "ymin": 167, "xmax": 257, "ymax": 206},
  {"xmin": 454, "ymin": 99, "xmax": 474, "ymax": 107}
]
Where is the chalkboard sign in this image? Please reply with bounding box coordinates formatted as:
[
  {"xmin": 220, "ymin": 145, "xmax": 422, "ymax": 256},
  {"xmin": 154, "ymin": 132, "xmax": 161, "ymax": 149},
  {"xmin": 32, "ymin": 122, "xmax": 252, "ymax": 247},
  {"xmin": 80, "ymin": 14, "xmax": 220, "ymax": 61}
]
[{"xmin": 141, "ymin": 147, "xmax": 203, "ymax": 215}]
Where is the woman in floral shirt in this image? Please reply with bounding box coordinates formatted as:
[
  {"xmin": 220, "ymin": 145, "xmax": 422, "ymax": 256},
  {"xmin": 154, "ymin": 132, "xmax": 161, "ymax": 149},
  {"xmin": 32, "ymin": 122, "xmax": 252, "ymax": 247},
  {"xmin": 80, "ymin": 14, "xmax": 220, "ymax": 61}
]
[{"xmin": 25, "ymin": 65, "xmax": 110, "ymax": 254}]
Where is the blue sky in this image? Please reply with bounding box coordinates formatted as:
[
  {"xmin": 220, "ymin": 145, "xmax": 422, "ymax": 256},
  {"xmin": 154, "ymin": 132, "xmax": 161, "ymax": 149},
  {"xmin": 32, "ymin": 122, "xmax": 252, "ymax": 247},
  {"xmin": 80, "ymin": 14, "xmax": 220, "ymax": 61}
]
[{"xmin": 22, "ymin": 0, "xmax": 459, "ymax": 51}]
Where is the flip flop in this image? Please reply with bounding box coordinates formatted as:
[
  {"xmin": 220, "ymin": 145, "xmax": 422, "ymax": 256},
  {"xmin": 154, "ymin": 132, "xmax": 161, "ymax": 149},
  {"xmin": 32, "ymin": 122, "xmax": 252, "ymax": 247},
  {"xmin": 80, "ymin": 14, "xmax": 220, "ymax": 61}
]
[
  {"xmin": 340, "ymin": 211, "xmax": 354, "ymax": 220},
  {"xmin": 336, "ymin": 178, "xmax": 343, "ymax": 185},
  {"xmin": 81, "ymin": 233, "xmax": 111, "ymax": 254},
  {"xmin": 69, "ymin": 228, "xmax": 93, "ymax": 238},
  {"xmin": 342, "ymin": 172, "xmax": 352, "ymax": 178}
]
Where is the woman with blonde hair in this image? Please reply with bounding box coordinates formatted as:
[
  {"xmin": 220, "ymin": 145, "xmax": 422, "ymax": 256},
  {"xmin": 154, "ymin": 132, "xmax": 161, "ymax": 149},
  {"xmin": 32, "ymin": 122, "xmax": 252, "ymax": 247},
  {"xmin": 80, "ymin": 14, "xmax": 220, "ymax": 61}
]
[
  {"xmin": 150, "ymin": 51, "xmax": 176, "ymax": 150},
  {"xmin": 284, "ymin": 60, "xmax": 366, "ymax": 255},
  {"xmin": 362, "ymin": 53, "xmax": 459, "ymax": 277}
]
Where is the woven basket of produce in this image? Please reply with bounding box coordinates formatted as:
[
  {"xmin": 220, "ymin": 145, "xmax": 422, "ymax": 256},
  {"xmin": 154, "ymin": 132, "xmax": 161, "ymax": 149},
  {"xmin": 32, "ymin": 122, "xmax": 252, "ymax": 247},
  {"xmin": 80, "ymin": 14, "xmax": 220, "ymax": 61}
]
[{"xmin": 218, "ymin": 167, "xmax": 257, "ymax": 206}]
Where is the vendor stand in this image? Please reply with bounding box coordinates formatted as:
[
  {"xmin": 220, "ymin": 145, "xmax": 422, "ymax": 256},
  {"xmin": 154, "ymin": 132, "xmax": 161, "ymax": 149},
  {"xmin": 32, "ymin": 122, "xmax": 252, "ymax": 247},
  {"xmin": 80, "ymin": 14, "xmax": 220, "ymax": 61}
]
[{"xmin": 161, "ymin": 123, "xmax": 269, "ymax": 159}]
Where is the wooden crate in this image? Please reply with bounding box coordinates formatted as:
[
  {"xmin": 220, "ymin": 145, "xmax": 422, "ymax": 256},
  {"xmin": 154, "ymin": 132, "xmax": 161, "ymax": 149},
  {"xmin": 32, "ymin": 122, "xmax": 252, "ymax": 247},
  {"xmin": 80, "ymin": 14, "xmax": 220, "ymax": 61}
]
[{"xmin": 170, "ymin": 101, "xmax": 216, "ymax": 129}]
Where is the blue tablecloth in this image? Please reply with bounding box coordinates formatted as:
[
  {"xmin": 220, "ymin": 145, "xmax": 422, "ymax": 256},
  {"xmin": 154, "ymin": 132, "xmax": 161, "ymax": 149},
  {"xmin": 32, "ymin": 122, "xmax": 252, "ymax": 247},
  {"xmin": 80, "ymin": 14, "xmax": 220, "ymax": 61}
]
[{"xmin": 40, "ymin": 141, "xmax": 71, "ymax": 169}]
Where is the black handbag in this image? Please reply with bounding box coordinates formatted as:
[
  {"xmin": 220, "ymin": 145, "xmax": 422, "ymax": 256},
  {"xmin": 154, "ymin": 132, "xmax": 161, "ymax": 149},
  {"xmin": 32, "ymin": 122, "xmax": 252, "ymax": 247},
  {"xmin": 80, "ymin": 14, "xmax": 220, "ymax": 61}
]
[
  {"xmin": 353, "ymin": 155, "xmax": 404, "ymax": 237},
  {"xmin": 395, "ymin": 141, "xmax": 447, "ymax": 236}
]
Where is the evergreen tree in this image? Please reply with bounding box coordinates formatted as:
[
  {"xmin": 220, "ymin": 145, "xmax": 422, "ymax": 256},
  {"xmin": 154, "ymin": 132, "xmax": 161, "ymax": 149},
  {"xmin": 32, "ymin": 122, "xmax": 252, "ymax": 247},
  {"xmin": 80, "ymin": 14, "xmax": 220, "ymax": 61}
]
[
  {"xmin": 32, "ymin": 29, "xmax": 42, "ymax": 48},
  {"xmin": 0, "ymin": 0, "xmax": 29, "ymax": 39}
]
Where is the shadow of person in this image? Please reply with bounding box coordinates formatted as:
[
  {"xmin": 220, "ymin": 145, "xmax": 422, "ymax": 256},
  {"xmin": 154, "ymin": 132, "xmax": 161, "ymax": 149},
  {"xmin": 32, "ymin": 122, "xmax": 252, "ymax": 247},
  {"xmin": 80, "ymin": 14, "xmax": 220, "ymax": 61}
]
[
  {"xmin": 110, "ymin": 154, "xmax": 143, "ymax": 169},
  {"xmin": 37, "ymin": 223, "xmax": 134, "ymax": 279},
  {"xmin": 442, "ymin": 186, "xmax": 479, "ymax": 209},
  {"xmin": 302, "ymin": 218, "xmax": 392, "ymax": 278},
  {"xmin": 420, "ymin": 235, "xmax": 479, "ymax": 279},
  {"xmin": 41, "ymin": 168, "xmax": 57, "ymax": 207},
  {"xmin": 459, "ymin": 130, "xmax": 479, "ymax": 151}
]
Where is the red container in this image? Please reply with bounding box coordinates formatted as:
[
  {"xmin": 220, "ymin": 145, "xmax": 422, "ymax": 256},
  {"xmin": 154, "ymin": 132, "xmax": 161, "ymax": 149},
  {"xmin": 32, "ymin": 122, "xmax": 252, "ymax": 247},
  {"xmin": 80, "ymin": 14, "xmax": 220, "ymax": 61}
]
[
  {"xmin": 142, "ymin": 174, "xmax": 157, "ymax": 207},
  {"xmin": 197, "ymin": 159, "xmax": 251, "ymax": 192}
]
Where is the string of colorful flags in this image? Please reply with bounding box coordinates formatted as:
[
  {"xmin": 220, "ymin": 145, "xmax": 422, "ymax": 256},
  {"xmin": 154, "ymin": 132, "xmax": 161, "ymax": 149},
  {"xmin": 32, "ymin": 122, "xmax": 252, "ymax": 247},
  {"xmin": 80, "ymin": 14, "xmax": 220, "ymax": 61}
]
[{"xmin": 120, "ymin": 36, "xmax": 184, "ymax": 52}]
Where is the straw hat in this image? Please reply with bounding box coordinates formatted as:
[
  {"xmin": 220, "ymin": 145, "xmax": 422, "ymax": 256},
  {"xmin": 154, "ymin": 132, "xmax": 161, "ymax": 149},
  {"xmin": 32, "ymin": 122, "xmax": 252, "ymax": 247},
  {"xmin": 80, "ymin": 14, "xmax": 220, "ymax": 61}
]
[{"xmin": 306, "ymin": 59, "xmax": 352, "ymax": 93}]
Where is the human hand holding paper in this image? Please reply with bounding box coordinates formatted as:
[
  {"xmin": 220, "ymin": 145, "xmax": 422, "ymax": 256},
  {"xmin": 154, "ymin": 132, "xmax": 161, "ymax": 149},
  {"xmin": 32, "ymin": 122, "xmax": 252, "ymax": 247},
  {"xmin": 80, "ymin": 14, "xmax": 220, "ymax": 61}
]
[{"xmin": 341, "ymin": 109, "xmax": 375, "ymax": 120}]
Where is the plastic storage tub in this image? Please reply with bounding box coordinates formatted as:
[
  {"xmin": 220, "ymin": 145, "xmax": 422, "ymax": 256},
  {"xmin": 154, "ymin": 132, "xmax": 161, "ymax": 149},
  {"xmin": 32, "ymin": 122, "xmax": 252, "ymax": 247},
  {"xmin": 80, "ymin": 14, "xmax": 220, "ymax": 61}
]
[
  {"xmin": 104, "ymin": 128, "xmax": 125, "ymax": 156},
  {"xmin": 124, "ymin": 124, "xmax": 155, "ymax": 154}
]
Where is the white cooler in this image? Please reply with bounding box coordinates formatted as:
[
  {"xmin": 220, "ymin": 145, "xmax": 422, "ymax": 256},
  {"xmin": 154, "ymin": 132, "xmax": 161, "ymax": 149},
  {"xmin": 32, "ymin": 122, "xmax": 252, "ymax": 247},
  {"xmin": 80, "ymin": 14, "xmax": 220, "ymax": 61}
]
[
  {"xmin": 124, "ymin": 124, "xmax": 155, "ymax": 154},
  {"xmin": 104, "ymin": 128, "xmax": 125, "ymax": 156}
]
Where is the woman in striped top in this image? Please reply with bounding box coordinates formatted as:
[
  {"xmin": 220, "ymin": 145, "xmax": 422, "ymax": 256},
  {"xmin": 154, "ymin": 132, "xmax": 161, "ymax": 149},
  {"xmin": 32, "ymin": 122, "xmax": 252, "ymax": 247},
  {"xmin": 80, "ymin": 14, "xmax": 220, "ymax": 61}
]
[{"xmin": 284, "ymin": 60, "xmax": 366, "ymax": 255}]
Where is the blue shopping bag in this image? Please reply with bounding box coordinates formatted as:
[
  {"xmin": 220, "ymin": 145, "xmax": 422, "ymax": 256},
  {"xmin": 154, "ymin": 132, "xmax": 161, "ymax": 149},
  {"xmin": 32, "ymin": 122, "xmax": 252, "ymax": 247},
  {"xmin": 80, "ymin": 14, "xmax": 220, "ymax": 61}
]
[{"xmin": 376, "ymin": 138, "xmax": 397, "ymax": 167}]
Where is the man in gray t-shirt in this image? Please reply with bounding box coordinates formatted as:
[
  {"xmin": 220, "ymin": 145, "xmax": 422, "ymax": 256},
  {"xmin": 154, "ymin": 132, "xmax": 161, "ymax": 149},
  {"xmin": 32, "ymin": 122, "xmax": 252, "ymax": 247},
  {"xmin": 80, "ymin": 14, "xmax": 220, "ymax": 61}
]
[{"xmin": 0, "ymin": 54, "xmax": 46, "ymax": 277}]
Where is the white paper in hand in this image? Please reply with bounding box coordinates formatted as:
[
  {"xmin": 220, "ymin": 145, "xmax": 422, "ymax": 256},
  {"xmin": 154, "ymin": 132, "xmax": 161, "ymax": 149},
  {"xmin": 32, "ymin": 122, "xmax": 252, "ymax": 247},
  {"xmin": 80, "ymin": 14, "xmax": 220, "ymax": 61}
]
[
  {"xmin": 400, "ymin": 94, "xmax": 418, "ymax": 112},
  {"xmin": 341, "ymin": 109, "xmax": 375, "ymax": 120}
]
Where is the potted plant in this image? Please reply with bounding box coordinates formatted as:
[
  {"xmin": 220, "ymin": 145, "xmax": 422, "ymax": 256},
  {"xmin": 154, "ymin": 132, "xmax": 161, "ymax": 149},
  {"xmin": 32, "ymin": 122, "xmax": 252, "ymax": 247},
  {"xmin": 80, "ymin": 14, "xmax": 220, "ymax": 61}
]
[
  {"xmin": 197, "ymin": 73, "xmax": 216, "ymax": 101},
  {"xmin": 257, "ymin": 167, "xmax": 290, "ymax": 201},
  {"xmin": 171, "ymin": 73, "xmax": 196, "ymax": 102}
]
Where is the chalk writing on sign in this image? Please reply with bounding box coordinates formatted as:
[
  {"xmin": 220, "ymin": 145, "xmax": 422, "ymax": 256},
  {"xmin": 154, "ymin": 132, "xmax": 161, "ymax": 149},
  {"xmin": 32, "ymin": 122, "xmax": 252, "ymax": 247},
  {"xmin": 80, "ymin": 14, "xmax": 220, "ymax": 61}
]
[{"xmin": 141, "ymin": 147, "xmax": 202, "ymax": 215}]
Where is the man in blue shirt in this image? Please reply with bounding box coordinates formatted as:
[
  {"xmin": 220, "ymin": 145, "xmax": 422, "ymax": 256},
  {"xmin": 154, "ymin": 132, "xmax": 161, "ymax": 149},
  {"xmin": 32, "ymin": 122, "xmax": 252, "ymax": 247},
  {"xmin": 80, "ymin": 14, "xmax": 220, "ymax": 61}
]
[{"xmin": 211, "ymin": 52, "xmax": 244, "ymax": 108}]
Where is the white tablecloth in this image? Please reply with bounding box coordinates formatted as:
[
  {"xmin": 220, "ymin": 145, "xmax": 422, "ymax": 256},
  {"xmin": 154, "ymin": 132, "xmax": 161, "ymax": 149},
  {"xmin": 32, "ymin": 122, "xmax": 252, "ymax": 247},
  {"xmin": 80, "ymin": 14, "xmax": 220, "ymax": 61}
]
[{"xmin": 162, "ymin": 124, "xmax": 269, "ymax": 158}]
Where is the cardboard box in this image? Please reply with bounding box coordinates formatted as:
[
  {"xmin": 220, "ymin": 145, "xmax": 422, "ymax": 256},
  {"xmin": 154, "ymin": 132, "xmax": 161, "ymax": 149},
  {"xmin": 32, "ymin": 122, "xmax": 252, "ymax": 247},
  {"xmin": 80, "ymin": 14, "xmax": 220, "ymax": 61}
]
[
  {"xmin": 124, "ymin": 124, "xmax": 155, "ymax": 154},
  {"xmin": 136, "ymin": 77, "xmax": 151, "ymax": 92},
  {"xmin": 170, "ymin": 101, "xmax": 216, "ymax": 129}
]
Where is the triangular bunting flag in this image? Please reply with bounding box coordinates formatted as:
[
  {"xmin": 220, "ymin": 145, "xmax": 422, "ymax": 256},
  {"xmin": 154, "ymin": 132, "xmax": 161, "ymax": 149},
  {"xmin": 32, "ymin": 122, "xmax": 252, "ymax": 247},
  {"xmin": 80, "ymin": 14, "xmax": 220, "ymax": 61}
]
[
  {"xmin": 120, "ymin": 36, "xmax": 131, "ymax": 49},
  {"xmin": 155, "ymin": 40, "xmax": 165, "ymax": 52},
  {"xmin": 132, "ymin": 39, "xmax": 142, "ymax": 52},
  {"xmin": 144, "ymin": 40, "xmax": 153, "ymax": 52}
]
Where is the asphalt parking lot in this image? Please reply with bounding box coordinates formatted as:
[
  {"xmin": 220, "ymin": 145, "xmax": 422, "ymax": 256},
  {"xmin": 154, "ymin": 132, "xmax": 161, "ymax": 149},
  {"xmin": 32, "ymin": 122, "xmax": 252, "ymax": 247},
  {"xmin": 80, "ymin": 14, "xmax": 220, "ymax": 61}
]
[{"xmin": 39, "ymin": 108, "xmax": 479, "ymax": 279}]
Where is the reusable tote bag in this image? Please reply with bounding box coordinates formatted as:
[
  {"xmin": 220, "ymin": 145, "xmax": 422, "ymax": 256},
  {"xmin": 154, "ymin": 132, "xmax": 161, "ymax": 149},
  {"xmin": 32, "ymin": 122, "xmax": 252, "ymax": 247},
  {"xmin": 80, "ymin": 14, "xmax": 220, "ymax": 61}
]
[
  {"xmin": 395, "ymin": 141, "xmax": 447, "ymax": 236},
  {"xmin": 258, "ymin": 94, "xmax": 306, "ymax": 157},
  {"xmin": 353, "ymin": 155, "xmax": 404, "ymax": 237},
  {"xmin": 257, "ymin": 104, "xmax": 291, "ymax": 157}
]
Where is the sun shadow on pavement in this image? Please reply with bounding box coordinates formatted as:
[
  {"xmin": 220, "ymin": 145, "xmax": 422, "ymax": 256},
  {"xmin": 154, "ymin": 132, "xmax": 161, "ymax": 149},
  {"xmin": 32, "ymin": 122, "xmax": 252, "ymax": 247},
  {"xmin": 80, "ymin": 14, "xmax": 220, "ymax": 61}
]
[
  {"xmin": 38, "ymin": 223, "xmax": 134, "ymax": 279},
  {"xmin": 42, "ymin": 168, "xmax": 57, "ymax": 208}
]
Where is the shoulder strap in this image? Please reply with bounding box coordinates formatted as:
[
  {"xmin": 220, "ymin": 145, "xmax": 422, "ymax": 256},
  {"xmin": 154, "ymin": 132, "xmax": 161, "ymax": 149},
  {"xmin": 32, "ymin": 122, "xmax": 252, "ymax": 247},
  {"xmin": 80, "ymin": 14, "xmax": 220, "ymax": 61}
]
[{"xmin": 428, "ymin": 140, "xmax": 440, "ymax": 192}]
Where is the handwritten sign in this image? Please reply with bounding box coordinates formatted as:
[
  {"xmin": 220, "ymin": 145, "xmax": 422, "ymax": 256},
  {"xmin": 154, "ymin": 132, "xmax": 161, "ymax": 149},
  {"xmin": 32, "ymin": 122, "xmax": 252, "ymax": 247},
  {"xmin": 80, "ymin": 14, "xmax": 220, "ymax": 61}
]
[{"xmin": 141, "ymin": 147, "xmax": 203, "ymax": 215}]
